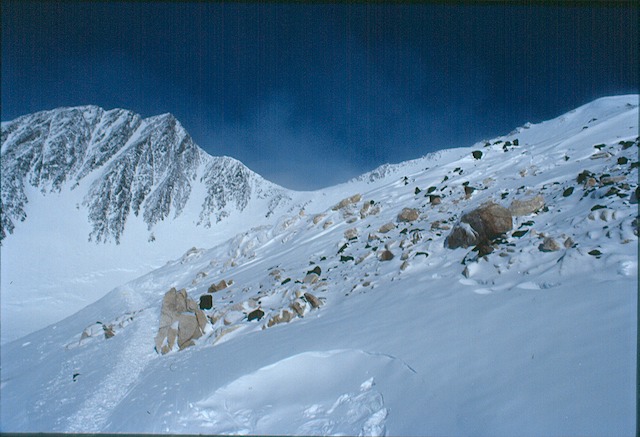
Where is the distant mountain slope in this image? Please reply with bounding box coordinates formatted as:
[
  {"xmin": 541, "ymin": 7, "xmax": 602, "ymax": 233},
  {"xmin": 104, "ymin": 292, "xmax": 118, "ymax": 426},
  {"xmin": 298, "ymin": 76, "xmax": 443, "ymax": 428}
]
[
  {"xmin": 1, "ymin": 95, "xmax": 636, "ymax": 435},
  {"xmin": 1, "ymin": 106, "xmax": 291, "ymax": 243}
]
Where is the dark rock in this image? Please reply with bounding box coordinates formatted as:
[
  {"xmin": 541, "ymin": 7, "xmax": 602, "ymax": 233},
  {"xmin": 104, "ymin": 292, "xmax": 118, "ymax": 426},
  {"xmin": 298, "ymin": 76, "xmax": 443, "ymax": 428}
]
[
  {"xmin": 472, "ymin": 150, "xmax": 483, "ymax": 159},
  {"xmin": 307, "ymin": 265, "xmax": 322, "ymax": 276},
  {"xmin": 199, "ymin": 294, "xmax": 213, "ymax": 310},
  {"xmin": 247, "ymin": 308, "xmax": 265, "ymax": 322},
  {"xmin": 464, "ymin": 186, "xmax": 475, "ymax": 198},
  {"xmin": 378, "ymin": 250, "xmax": 394, "ymax": 261}
]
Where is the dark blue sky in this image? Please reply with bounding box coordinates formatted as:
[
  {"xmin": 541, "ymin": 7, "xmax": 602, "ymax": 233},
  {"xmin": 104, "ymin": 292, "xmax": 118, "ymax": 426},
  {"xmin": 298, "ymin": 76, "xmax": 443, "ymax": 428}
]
[{"xmin": 2, "ymin": 2, "xmax": 638, "ymax": 190}]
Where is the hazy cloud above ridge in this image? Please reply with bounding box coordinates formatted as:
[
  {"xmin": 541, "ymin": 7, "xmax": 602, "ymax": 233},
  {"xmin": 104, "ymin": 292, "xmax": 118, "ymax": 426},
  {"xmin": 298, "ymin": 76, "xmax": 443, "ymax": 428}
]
[{"xmin": 2, "ymin": 2, "xmax": 637, "ymax": 190}]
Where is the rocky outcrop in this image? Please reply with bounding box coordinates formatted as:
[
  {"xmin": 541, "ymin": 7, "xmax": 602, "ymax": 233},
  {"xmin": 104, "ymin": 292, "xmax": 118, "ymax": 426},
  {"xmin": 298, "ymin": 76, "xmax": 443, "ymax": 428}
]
[
  {"xmin": 154, "ymin": 288, "xmax": 207, "ymax": 354},
  {"xmin": 445, "ymin": 202, "xmax": 513, "ymax": 249},
  {"xmin": 332, "ymin": 194, "xmax": 362, "ymax": 211}
]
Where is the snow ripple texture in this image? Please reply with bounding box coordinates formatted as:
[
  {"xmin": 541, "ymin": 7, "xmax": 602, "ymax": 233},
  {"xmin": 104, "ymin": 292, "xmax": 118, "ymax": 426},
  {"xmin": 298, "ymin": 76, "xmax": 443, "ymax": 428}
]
[{"xmin": 172, "ymin": 349, "xmax": 426, "ymax": 436}]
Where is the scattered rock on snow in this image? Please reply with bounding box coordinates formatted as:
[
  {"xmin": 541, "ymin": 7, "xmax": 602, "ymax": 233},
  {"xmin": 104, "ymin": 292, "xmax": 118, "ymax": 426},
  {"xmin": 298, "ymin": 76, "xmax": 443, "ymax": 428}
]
[
  {"xmin": 378, "ymin": 250, "xmax": 394, "ymax": 261},
  {"xmin": 266, "ymin": 309, "xmax": 295, "ymax": 327},
  {"xmin": 378, "ymin": 222, "xmax": 395, "ymax": 233},
  {"xmin": 290, "ymin": 300, "xmax": 307, "ymax": 317},
  {"xmin": 307, "ymin": 265, "xmax": 322, "ymax": 276},
  {"xmin": 303, "ymin": 273, "xmax": 320, "ymax": 284},
  {"xmin": 332, "ymin": 194, "xmax": 362, "ymax": 211},
  {"xmin": 208, "ymin": 280, "xmax": 228, "ymax": 293},
  {"xmin": 509, "ymin": 195, "xmax": 545, "ymax": 216},
  {"xmin": 303, "ymin": 292, "xmax": 323, "ymax": 309},
  {"xmin": 344, "ymin": 228, "xmax": 358, "ymax": 240},
  {"xmin": 397, "ymin": 208, "xmax": 419, "ymax": 223},
  {"xmin": 312, "ymin": 214, "xmax": 326, "ymax": 225},
  {"xmin": 539, "ymin": 237, "xmax": 561, "ymax": 252},
  {"xmin": 429, "ymin": 195, "xmax": 442, "ymax": 205}
]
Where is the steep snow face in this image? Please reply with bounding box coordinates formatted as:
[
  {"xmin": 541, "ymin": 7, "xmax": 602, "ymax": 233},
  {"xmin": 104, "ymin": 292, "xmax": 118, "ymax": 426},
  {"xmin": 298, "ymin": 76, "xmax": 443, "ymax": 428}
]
[
  {"xmin": 1, "ymin": 95, "xmax": 637, "ymax": 435},
  {"xmin": 0, "ymin": 106, "xmax": 297, "ymax": 343}
]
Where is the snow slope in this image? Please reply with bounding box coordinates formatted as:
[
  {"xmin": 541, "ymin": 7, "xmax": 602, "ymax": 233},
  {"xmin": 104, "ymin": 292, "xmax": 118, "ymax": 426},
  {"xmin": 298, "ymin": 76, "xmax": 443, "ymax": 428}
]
[
  {"xmin": 1, "ymin": 95, "xmax": 637, "ymax": 435},
  {"xmin": 0, "ymin": 106, "xmax": 301, "ymax": 343}
]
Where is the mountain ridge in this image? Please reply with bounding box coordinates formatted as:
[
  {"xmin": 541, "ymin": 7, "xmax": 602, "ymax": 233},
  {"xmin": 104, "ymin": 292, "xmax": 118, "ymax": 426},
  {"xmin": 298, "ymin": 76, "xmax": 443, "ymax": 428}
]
[{"xmin": 1, "ymin": 105, "xmax": 292, "ymax": 243}]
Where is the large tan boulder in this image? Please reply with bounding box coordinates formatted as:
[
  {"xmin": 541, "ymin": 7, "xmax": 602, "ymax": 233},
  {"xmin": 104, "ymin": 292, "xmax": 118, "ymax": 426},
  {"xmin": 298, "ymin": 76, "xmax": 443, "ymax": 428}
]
[
  {"xmin": 509, "ymin": 195, "xmax": 545, "ymax": 216},
  {"xmin": 445, "ymin": 202, "xmax": 513, "ymax": 249},
  {"xmin": 155, "ymin": 288, "xmax": 207, "ymax": 354}
]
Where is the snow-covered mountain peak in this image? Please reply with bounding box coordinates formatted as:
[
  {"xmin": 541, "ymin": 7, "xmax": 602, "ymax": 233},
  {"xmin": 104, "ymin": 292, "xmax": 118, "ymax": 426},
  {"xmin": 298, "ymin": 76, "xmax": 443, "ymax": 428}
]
[{"xmin": 0, "ymin": 105, "xmax": 293, "ymax": 243}]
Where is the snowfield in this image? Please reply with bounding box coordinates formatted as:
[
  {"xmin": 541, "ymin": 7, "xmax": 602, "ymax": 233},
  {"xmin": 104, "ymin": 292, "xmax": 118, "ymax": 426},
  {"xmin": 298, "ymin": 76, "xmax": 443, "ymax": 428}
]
[{"xmin": 0, "ymin": 95, "xmax": 637, "ymax": 435}]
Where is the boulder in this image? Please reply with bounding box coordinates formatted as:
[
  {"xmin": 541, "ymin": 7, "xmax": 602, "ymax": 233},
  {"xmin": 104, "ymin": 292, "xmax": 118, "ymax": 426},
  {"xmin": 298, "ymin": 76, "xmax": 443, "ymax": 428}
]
[
  {"xmin": 155, "ymin": 288, "xmax": 207, "ymax": 354},
  {"xmin": 378, "ymin": 250, "xmax": 395, "ymax": 261},
  {"xmin": 303, "ymin": 273, "xmax": 319, "ymax": 284},
  {"xmin": 445, "ymin": 202, "xmax": 513, "ymax": 249},
  {"xmin": 247, "ymin": 308, "xmax": 265, "ymax": 322},
  {"xmin": 344, "ymin": 228, "xmax": 358, "ymax": 240},
  {"xmin": 307, "ymin": 265, "xmax": 322, "ymax": 276},
  {"xmin": 429, "ymin": 195, "xmax": 442, "ymax": 205},
  {"xmin": 397, "ymin": 208, "xmax": 419, "ymax": 222},
  {"xmin": 378, "ymin": 222, "xmax": 395, "ymax": 233},
  {"xmin": 509, "ymin": 195, "xmax": 545, "ymax": 216},
  {"xmin": 199, "ymin": 294, "xmax": 213, "ymax": 310}
]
